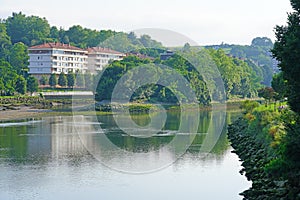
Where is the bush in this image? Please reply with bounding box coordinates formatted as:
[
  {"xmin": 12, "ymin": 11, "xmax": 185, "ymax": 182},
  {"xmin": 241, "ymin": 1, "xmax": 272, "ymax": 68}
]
[{"xmin": 240, "ymin": 100, "xmax": 260, "ymax": 113}]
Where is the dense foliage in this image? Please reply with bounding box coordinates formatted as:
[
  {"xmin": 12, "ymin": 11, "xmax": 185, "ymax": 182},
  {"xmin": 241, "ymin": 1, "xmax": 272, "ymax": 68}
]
[
  {"xmin": 0, "ymin": 59, "xmax": 38, "ymax": 95},
  {"xmin": 96, "ymin": 48, "xmax": 262, "ymax": 104},
  {"xmin": 58, "ymin": 72, "xmax": 67, "ymax": 87},
  {"xmin": 228, "ymin": 1, "xmax": 300, "ymax": 198},
  {"xmin": 273, "ymin": 2, "xmax": 300, "ymax": 114},
  {"xmin": 208, "ymin": 49, "xmax": 261, "ymax": 98},
  {"xmin": 270, "ymin": 0, "xmax": 300, "ymax": 197},
  {"xmin": 229, "ymin": 101, "xmax": 300, "ymax": 199},
  {"xmin": 26, "ymin": 76, "xmax": 38, "ymax": 94},
  {"xmin": 206, "ymin": 37, "xmax": 276, "ymax": 86}
]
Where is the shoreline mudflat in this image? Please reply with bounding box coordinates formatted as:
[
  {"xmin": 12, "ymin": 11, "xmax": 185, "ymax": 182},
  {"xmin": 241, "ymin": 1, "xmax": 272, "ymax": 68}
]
[
  {"xmin": 0, "ymin": 106, "xmax": 52, "ymax": 121},
  {"xmin": 0, "ymin": 101, "xmax": 245, "ymax": 121}
]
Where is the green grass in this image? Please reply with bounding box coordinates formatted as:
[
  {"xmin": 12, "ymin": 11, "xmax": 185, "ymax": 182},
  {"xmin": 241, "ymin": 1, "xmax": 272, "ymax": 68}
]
[{"xmin": 254, "ymin": 102, "xmax": 287, "ymax": 112}]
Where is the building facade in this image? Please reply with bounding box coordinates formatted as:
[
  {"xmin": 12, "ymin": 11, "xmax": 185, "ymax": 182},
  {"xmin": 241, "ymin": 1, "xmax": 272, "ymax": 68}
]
[
  {"xmin": 28, "ymin": 42, "xmax": 88, "ymax": 78},
  {"xmin": 87, "ymin": 47, "xmax": 125, "ymax": 73}
]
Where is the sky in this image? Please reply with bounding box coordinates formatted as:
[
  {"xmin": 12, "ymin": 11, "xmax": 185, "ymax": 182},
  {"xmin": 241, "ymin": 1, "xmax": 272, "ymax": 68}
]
[{"xmin": 0, "ymin": 0, "xmax": 294, "ymax": 46}]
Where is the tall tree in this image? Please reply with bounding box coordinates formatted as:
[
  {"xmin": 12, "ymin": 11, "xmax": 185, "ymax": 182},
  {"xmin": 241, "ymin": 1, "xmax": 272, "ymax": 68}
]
[
  {"xmin": 39, "ymin": 75, "xmax": 48, "ymax": 85},
  {"xmin": 6, "ymin": 12, "xmax": 51, "ymax": 46},
  {"xmin": 271, "ymin": 72, "xmax": 287, "ymax": 101},
  {"xmin": 9, "ymin": 42, "xmax": 29, "ymax": 75},
  {"xmin": 270, "ymin": 2, "xmax": 300, "ymax": 196},
  {"xmin": 67, "ymin": 71, "xmax": 75, "ymax": 88},
  {"xmin": 58, "ymin": 72, "xmax": 67, "ymax": 87},
  {"xmin": 0, "ymin": 23, "xmax": 11, "ymax": 60},
  {"xmin": 49, "ymin": 74, "xmax": 57, "ymax": 87},
  {"xmin": 272, "ymin": 0, "xmax": 300, "ymax": 113},
  {"xmin": 26, "ymin": 76, "xmax": 38, "ymax": 94},
  {"xmin": 251, "ymin": 37, "xmax": 273, "ymax": 48},
  {"xmin": 0, "ymin": 60, "xmax": 18, "ymax": 95},
  {"xmin": 49, "ymin": 26, "xmax": 59, "ymax": 42},
  {"xmin": 258, "ymin": 87, "xmax": 275, "ymax": 105},
  {"xmin": 15, "ymin": 76, "xmax": 26, "ymax": 94},
  {"xmin": 65, "ymin": 25, "xmax": 88, "ymax": 48}
]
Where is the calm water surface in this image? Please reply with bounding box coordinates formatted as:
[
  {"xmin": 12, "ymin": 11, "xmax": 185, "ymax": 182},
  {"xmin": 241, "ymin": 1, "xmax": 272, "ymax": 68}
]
[{"xmin": 0, "ymin": 111, "xmax": 250, "ymax": 200}]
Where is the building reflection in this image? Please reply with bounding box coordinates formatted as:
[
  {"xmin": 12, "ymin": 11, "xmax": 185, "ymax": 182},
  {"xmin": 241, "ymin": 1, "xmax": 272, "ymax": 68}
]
[
  {"xmin": 25, "ymin": 116, "xmax": 95, "ymax": 159},
  {"xmin": 0, "ymin": 111, "xmax": 241, "ymax": 167}
]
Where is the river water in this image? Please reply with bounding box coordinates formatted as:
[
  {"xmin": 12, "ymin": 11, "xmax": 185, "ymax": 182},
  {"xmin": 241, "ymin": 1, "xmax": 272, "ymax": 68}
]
[{"xmin": 0, "ymin": 111, "xmax": 250, "ymax": 200}]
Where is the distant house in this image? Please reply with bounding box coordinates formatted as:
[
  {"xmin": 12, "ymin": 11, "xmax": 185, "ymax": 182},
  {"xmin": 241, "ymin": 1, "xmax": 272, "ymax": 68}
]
[
  {"xmin": 160, "ymin": 50, "xmax": 175, "ymax": 60},
  {"xmin": 86, "ymin": 47, "xmax": 125, "ymax": 74},
  {"xmin": 28, "ymin": 42, "xmax": 88, "ymax": 79},
  {"xmin": 126, "ymin": 52, "xmax": 155, "ymax": 60}
]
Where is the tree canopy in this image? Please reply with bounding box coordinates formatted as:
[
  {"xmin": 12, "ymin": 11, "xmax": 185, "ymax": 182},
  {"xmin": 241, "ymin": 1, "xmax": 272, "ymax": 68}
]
[
  {"xmin": 6, "ymin": 12, "xmax": 51, "ymax": 46},
  {"xmin": 0, "ymin": 60, "xmax": 18, "ymax": 95},
  {"xmin": 206, "ymin": 37, "xmax": 276, "ymax": 86},
  {"xmin": 26, "ymin": 76, "xmax": 38, "ymax": 94},
  {"xmin": 96, "ymin": 48, "xmax": 262, "ymax": 104},
  {"xmin": 58, "ymin": 72, "xmax": 67, "ymax": 87},
  {"xmin": 272, "ymin": 1, "xmax": 300, "ymax": 113}
]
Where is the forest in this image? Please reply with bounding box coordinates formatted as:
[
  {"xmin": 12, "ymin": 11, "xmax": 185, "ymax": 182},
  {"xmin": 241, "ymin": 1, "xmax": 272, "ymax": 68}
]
[
  {"xmin": 95, "ymin": 47, "xmax": 262, "ymax": 105},
  {"xmin": 206, "ymin": 37, "xmax": 277, "ymax": 86}
]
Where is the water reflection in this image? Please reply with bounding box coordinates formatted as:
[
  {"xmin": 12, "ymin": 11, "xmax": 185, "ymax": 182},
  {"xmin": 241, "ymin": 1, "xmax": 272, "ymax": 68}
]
[
  {"xmin": 0, "ymin": 111, "xmax": 250, "ymax": 200},
  {"xmin": 0, "ymin": 111, "xmax": 240, "ymax": 166}
]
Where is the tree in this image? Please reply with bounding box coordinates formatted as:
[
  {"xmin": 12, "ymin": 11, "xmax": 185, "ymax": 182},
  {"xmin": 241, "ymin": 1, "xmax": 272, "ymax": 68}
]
[
  {"xmin": 67, "ymin": 71, "xmax": 75, "ymax": 88},
  {"xmin": 76, "ymin": 72, "xmax": 85, "ymax": 87},
  {"xmin": 15, "ymin": 76, "xmax": 26, "ymax": 94},
  {"xmin": 58, "ymin": 72, "xmax": 67, "ymax": 87},
  {"xmin": 139, "ymin": 34, "xmax": 162, "ymax": 48},
  {"xmin": 258, "ymin": 87, "xmax": 275, "ymax": 106},
  {"xmin": 227, "ymin": 38, "xmax": 275, "ymax": 86},
  {"xmin": 251, "ymin": 37, "xmax": 273, "ymax": 48},
  {"xmin": 64, "ymin": 25, "xmax": 89, "ymax": 48},
  {"xmin": 0, "ymin": 60, "xmax": 18, "ymax": 95},
  {"xmin": 0, "ymin": 23, "xmax": 11, "ymax": 60},
  {"xmin": 183, "ymin": 43, "xmax": 191, "ymax": 52},
  {"xmin": 271, "ymin": 72, "xmax": 287, "ymax": 101},
  {"xmin": 49, "ymin": 26, "xmax": 59, "ymax": 41},
  {"xmin": 26, "ymin": 76, "xmax": 38, "ymax": 94},
  {"xmin": 272, "ymin": 1, "xmax": 300, "ymax": 113},
  {"xmin": 5, "ymin": 12, "xmax": 51, "ymax": 46},
  {"xmin": 101, "ymin": 32, "xmax": 135, "ymax": 52},
  {"xmin": 269, "ymin": 2, "xmax": 300, "ymax": 196},
  {"xmin": 49, "ymin": 74, "xmax": 57, "ymax": 87},
  {"xmin": 9, "ymin": 42, "xmax": 29, "ymax": 75},
  {"xmin": 127, "ymin": 31, "xmax": 143, "ymax": 46},
  {"xmin": 40, "ymin": 75, "xmax": 48, "ymax": 85},
  {"xmin": 207, "ymin": 49, "xmax": 260, "ymax": 99}
]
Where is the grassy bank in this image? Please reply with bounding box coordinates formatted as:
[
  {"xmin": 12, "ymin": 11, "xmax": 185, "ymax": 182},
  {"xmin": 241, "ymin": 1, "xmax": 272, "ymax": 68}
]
[{"xmin": 228, "ymin": 101, "xmax": 300, "ymax": 199}]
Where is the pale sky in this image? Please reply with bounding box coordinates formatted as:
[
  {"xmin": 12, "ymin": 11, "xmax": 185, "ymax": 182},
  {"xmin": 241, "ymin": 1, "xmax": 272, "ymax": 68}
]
[{"xmin": 0, "ymin": 0, "xmax": 293, "ymax": 46}]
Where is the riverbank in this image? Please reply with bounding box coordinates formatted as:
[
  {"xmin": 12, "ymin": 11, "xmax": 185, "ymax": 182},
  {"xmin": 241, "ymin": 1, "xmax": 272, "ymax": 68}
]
[
  {"xmin": 0, "ymin": 106, "xmax": 52, "ymax": 121},
  {"xmin": 0, "ymin": 99, "xmax": 248, "ymax": 121},
  {"xmin": 228, "ymin": 118, "xmax": 283, "ymax": 199},
  {"xmin": 228, "ymin": 102, "xmax": 300, "ymax": 199}
]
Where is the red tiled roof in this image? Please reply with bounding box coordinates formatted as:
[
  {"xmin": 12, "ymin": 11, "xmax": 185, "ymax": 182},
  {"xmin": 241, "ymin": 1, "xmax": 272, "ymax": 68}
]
[
  {"xmin": 87, "ymin": 47, "xmax": 124, "ymax": 55},
  {"xmin": 29, "ymin": 42, "xmax": 85, "ymax": 51}
]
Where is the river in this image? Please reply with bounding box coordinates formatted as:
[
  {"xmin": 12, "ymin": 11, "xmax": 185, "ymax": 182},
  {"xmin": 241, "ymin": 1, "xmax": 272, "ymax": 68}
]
[{"xmin": 0, "ymin": 110, "xmax": 251, "ymax": 200}]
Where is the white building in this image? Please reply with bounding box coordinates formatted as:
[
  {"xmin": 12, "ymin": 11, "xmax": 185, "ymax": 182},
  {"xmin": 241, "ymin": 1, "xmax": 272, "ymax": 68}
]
[
  {"xmin": 28, "ymin": 42, "xmax": 88, "ymax": 78},
  {"xmin": 87, "ymin": 47, "xmax": 125, "ymax": 73}
]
